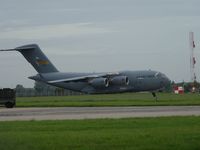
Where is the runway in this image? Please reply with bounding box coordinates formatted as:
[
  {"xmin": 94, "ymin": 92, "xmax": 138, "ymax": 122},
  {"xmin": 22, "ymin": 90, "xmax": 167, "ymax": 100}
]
[{"xmin": 1, "ymin": 106, "xmax": 200, "ymax": 121}]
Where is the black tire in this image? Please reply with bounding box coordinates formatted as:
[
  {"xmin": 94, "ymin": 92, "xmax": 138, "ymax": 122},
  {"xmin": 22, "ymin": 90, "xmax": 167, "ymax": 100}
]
[{"xmin": 5, "ymin": 102, "xmax": 14, "ymax": 108}]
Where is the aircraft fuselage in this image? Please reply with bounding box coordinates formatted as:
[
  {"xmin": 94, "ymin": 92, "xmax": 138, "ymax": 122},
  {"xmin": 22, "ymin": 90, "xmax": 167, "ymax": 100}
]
[{"xmin": 29, "ymin": 70, "xmax": 170, "ymax": 94}]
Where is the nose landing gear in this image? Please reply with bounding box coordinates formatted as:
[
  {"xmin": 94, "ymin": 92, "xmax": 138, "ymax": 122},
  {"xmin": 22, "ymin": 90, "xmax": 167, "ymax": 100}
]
[{"xmin": 152, "ymin": 92, "xmax": 157, "ymax": 101}]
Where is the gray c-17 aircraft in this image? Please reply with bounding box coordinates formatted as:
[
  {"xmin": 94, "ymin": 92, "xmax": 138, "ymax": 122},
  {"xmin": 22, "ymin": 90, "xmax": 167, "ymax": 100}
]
[{"xmin": 0, "ymin": 44, "xmax": 170, "ymax": 98}]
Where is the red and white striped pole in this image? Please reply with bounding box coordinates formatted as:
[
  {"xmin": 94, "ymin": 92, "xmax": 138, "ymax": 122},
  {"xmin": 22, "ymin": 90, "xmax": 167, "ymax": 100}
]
[{"xmin": 189, "ymin": 32, "xmax": 196, "ymax": 83}]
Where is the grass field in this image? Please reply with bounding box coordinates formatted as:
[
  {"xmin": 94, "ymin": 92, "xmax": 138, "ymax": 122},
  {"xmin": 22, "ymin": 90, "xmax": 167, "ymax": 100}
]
[
  {"xmin": 16, "ymin": 93, "xmax": 200, "ymax": 107},
  {"xmin": 0, "ymin": 116, "xmax": 200, "ymax": 150}
]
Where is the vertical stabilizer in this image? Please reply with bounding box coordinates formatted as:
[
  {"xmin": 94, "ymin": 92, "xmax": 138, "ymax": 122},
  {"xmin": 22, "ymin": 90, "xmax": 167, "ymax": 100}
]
[{"xmin": 16, "ymin": 44, "xmax": 58, "ymax": 73}]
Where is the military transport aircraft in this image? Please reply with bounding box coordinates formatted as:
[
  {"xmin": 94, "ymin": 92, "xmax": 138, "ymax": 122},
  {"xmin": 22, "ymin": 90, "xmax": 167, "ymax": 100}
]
[{"xmin": 0, "ymin": 44, "xmax": 170, "ymax": 98}]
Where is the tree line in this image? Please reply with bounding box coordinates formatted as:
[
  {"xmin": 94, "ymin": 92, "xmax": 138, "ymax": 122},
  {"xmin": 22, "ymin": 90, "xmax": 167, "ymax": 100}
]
[
  {"xmin": 14, "ymin": 81, "xmax": 200, "ymax": 97},
  {"xmin": 15, "ymin": 82, "xmax": 81, "ymax": 97}
]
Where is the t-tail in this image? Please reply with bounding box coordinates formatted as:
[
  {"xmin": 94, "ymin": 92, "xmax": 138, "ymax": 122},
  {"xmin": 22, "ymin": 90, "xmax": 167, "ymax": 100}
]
[{"xmin": 1, "ymin": 44, "xmax": 58, "ymax": 73}]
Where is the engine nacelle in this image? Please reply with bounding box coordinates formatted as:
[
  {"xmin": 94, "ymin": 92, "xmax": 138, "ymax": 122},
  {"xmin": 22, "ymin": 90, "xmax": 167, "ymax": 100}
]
[
  {"xmin": 110, "ymin": 76, "xmax": 129, "ymax": 85},
  {"xmin": 89, "ymin": 78, "xmax": 109, "ymax": 88}
]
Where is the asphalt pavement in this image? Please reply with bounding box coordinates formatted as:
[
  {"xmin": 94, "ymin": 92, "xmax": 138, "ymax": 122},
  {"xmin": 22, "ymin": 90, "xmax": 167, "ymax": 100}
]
[{"xmin": 0, "ymin": 106, "xmax": 200, "ymax": 121}]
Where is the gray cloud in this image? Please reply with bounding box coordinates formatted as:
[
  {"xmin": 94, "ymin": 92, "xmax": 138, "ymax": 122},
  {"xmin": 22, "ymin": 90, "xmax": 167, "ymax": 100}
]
[{"xmin": 0, "ymin": 23, "xmax": 112, "ymax": 40}]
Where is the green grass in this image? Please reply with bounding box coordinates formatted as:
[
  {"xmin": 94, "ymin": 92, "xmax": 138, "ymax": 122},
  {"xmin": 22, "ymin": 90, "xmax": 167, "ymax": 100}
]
[
  {"xmin": 16, "ymin": 93, "xmax": 200, "ymax": 107},
  {"xmin": 0, "ymin": 116, "xmax": 200, "ymax": 150}
]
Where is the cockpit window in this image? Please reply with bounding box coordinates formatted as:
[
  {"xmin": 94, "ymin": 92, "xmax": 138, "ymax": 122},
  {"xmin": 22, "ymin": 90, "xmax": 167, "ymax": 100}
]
[
  {"xmin": 155, "ymin": 72, "xmax": 161, "ymax": 77},
  {"xmin": 136, "ymin": 75, "xmax": 155, "ymax": 79},
  {"xmin": 155, "ymin": 72, "xmax": 166, "ymax": 78}
]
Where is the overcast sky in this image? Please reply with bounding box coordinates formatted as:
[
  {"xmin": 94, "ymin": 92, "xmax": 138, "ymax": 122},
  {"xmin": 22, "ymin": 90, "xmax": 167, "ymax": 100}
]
[{"xmin": 0, "ymin": 0, "xmax": 200, "ymax": 88}]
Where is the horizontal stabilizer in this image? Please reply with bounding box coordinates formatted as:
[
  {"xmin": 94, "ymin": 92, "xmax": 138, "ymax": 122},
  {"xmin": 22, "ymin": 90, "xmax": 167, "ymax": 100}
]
[
  {"xmin": 0, "ymin": 46, "xmax": 35, "ymax": 52},
  {"xmin": 0, "ymin": 49, "xmax": 17, "ymax": 51}
]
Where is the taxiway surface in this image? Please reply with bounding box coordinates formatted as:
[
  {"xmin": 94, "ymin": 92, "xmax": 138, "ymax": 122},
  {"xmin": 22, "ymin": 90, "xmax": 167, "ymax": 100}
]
[{"xmin": 0, "ymin": 106, "xmax": 200, "ymax": 121}]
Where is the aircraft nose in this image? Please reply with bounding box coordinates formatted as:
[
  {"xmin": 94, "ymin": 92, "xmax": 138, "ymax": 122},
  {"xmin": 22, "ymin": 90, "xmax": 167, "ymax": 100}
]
[
  {"xmin": 159, "ymin": 75, "xmax": 171, "ymax": 89},
  {"xmin": 163, "ymin": 76, "xmax": 171, "ymax": 87}
]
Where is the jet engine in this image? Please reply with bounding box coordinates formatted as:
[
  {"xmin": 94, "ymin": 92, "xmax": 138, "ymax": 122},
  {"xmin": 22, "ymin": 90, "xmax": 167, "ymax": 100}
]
[
  {"xmin": 89, "ymin": 78, "xmax": 109, "ymax": 88},
  {"xmin": 110, "ymin": 76, "xmax": 129, "ymax": 85}
]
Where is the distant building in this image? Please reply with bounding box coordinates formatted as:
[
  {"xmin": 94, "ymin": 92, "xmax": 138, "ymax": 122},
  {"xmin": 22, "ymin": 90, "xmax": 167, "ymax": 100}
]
[{"xmin": 174, "ymin": 86, "xmax": 184, "ymax": 94}]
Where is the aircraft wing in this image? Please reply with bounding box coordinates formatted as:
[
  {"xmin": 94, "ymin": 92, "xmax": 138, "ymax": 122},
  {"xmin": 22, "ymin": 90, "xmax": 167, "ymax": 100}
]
[{"xmin": 47, "ymin": 72, "xmax": 119, "ymax": 83}]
